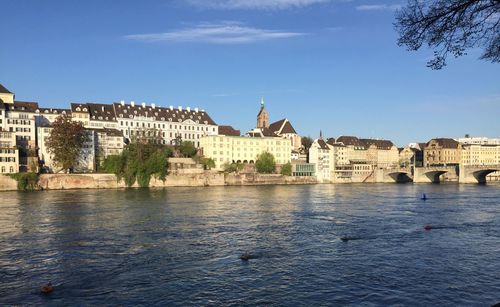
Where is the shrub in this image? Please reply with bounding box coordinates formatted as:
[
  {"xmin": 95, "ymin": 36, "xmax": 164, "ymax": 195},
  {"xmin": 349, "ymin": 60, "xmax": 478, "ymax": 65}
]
[
  {"xmin": 281, "ymin": 163, "xmax": 292, "ymax": 176},
  {"xmin": 255, "ymin": 152, "xmax": 276, "ymax": 174},
  {"xmin": 8, "ymin": 173, "xmax": 39, "ymax": 191}
]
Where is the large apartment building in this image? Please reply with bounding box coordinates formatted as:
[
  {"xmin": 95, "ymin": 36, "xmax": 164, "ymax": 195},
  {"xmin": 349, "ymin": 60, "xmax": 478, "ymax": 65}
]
[
  {"xmin": 423, "ymin": 138, "xmax": 461, "ymax": 167},
  {"xmin": 200, "ymin": 135, "xmax": 292, "ymax": 170}
]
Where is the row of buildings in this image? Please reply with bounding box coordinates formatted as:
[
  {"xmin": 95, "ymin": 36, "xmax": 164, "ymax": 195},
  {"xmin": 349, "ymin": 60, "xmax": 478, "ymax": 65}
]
[{"xmin": 1, "ymin": 83, "xmax": 499, "ymax": 181}]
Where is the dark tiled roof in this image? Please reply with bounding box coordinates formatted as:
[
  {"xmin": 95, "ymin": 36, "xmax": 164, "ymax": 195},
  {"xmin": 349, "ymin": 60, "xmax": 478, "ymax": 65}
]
[
  {"xmin": 37, "ymin": 108, "xmax": 71, "ymax": 115},
  {"xmin": 269, "ymin": 118, "xmax": 297, "ymax": 135},
  {"xmin": 326, "ymin": 138, "xmax": 336, "ymax": 145},
  {"xmin": 0, "ymin": 84, "xmax": 12, "ymax": 94},
  {"xmin": 218, "ymin": 125, "xmax": 240, "ymax": 136},
  {"xmin": 248, "ymin": 127, "xmax": 276, "ymax": 138},
  {"xmin": 88, "ymin": 103, "xmax": 116, "ymax": 122},
  {"xmin": 7, "ymin": 101, "xmax": 39, "ymax": 112},
  {"xmin": 71, "ymin": 103, "xmax": 89, "ymax": 113},
  {"xmin": 361, "ymin": 139, "xmax": 395, "ymax": 150},
  {"xmin": 113, "ymin": 103, "xmax": 217, "ymax": 125},
  {"xmin": 426, "ymin": 138, "xmax": 460, "ymax": 149},
  {"xmin": 337, "ymin": 136, "xmax": 364, "ymax": 146},
  {"xmin": 316, "ymin": 139, "xmax": 329, "ymax": 150}
]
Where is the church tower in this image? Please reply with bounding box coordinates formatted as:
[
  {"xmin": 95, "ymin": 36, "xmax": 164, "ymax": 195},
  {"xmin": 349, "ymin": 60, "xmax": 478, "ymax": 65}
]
[{"xmin": 256, "ymin": 97, "xmax": 269, "ymax": 128}]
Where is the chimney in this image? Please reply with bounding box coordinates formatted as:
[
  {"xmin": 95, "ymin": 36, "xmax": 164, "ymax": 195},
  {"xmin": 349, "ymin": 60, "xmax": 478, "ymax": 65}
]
[
  {"xmin": 141, "ymin": 102, "xmax": 146, "ymax": 108},
  {"xmin": 194, "ymin": 108, "xmax": 199, "ymax": 113},
  {"xmin": 152, "ymin": 103, "xmax": 155, "ymax": 109},
  {"xmin": 120, "ymin": 100, "xmax": 125, "ymax": 106},
  {"xmin": 131, "ymin": 101, "xmax": 135, "ymax": 107},
  {"xmin": 178, "ymin": 106, "xmax": 182, "ymax": 111},
  {"xmin": 187, "ymin": 107, "xmax": 191, "ymax": 112},
  {"xmin": 101, "ymin": 106, "xmax": 105, "ymax": 112},
  {"xmin": 169, "ymin": 106, "xmax": 173, "ymax": 110}
]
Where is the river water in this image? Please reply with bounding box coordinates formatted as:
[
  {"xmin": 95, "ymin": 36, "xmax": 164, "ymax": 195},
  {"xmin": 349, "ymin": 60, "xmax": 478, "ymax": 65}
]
[{"xmin": 0, "ymin": 184, "xmax": 499, "ymax": 306}]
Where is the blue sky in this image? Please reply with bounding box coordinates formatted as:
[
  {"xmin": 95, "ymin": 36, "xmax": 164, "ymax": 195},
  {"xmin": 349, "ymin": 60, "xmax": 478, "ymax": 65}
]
[{"xmin": 1, "ymin": 0, "xmax": 499, "ymax": 146}]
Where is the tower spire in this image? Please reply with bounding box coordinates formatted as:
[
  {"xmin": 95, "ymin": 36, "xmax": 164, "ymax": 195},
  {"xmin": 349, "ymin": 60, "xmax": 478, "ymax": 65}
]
[{"xmin": 260, "ymin": 97, "xmax": 265, "ymax": 109}]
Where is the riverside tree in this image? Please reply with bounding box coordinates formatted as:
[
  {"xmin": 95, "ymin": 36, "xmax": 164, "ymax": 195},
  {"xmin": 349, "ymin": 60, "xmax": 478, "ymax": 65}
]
[
  {"xmin": 46, "ymin": 115, "xmax": 89, "ymax": 173},
  {"xmin": 395, "ymin": 0, "xmax": 500, "ymax": 69},
  {"xmin": 255, "ymin": 152, "xmax": 276, "ymax": 174},
  {"xmin": 102, "ymin": 142, "xmax": 172, "ymax": 187}
]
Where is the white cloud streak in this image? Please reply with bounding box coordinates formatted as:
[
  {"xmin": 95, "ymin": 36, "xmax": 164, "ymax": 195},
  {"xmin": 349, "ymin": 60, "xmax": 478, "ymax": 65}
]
[
  {"xmin": 125, "ymin": 23, "xmax": 305, "ymax": 44},
  {"xmin": 186, "ymin": 0, "xmax": 330, "ymax": 10},
  {"xmin": 356, "ymin": 4, "xmax": 401, "ymax": 11}
]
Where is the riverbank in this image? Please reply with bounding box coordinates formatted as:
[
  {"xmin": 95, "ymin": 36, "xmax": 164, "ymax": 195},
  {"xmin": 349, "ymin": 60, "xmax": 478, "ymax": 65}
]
[{"xmin": 0, "ymin": 172, "xmax": 318, "ymax": 191}]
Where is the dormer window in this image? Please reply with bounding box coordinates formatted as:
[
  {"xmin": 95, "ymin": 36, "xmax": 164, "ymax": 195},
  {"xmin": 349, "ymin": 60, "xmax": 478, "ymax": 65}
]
[
  {"xmin": 161, "ymin": 117, "xmax": 165, "ymax": 121},
  {"xmin": 119, "ymin": 114, "xmax": 123, "ymax": 118},
  {"xmin": 168, "ymin": 118, "xmax": 172, "ymax": 122},
  {"xmin": 83, "ymin": 108, "xmax": 87, "ymax": 112},
  {"xmin": 76, "ymin": 107, "xmax": 81, "ymax": 111}
]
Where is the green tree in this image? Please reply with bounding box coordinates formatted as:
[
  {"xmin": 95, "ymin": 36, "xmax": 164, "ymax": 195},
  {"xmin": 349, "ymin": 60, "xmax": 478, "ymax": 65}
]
[
  {"xmin": 102, "ymin": 143, "xmax": 172, "ymax": 187},
  {"xmin": 223, "ymin": 162, "xmax": 244, "ymax": 173},
  {"xmin": 45, "ymin": 115, "xmax": 89, "ymax": 173},
  {"xmin": 281, "ymin": 162, "xmax": 292, "ymax": 176},
  {"xmin": 255, "ymin": 152, "xmax": 276, "ymax": 174},
  {"xmin": 395, "ymin": 0, "xmax": 499, "ymax": 69},
  {"xmin": 200, "ymin": 157, "xmax": 216, "ymax": 170},
  {"xmin": 179, "ymin": 141, "xmax": 197, "ymax": 158}
]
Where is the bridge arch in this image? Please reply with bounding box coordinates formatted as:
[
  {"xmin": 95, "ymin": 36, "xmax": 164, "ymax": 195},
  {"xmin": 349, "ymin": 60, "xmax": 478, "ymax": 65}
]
[
  {"xmin": 424, "ymin": 170, "xmax": 448, "ymax": 183},
  {"xmin": 388, "ymin": 172, "xmax": 412, "ymax": 183},
  {"xmin": 472, "ymin": 169, "xmax": 499, "ymax": 184}
]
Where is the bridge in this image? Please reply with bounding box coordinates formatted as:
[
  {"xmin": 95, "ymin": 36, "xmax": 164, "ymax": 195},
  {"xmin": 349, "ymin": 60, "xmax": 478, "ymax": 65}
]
[
  {"xmin": 459, "ymin": 165, "xmax": 500, "ymax": 184},
  {"xmin": 382, "ymin": 168, "xmax": 413, "ymax": 183},
  {"xmin": 413, "ymin": 166, "xmax": 458, "ymax": 183}
]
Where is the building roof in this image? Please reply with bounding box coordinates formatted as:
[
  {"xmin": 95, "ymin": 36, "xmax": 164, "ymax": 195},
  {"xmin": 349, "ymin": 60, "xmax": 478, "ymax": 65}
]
[
  {"xmin": 426, "ymin": 138, "xmax": 460, "ymax": 148},
  {"xmin": 361, "ymin": 139, "xmax": 395, "ymax": 150},
  {"xmin": 247, "ymin": 127, "xmax": 276, "ymax": 138},
  {"xmin": 326, "ymin": 137, "xmax": 336, "ymax": 145},
  {"xmin": 88, "ymin": 103, "xmax": 117, "ymax": 122},
  {"xmin": 71, "ymin": 103, "xmax": 89, "ymax": 113},
  {"xmin": 36, "ymin": 108, "xmax": 71, "ymax": 115},
  {"xmin": 6, "ymin": 101, "xmax": 39, "ymax": 112},
  {"xmin": 268, "ymin": 118, "xmax": 298, "ymax": 135},
  {"xmin": 336, "ymin": 136, "xmax": 364, "ymax": 147},
  {"xmin": 218, "ymin": 125, "xmax": 240, "ymax": 136},
  {"xmin": 0, "ymin": 84, "xmax": 12, "ymax": 94},
  {"xmin": 316, "ymin": 139, "xmax": 330, "ymax": 150},
  {"xmin": 113, "ymin": 103, "xmax": 217, "ymax": 125},
  {"xmin": 89, "ymin": 128, "xmax": 124, "ymax": 137}
]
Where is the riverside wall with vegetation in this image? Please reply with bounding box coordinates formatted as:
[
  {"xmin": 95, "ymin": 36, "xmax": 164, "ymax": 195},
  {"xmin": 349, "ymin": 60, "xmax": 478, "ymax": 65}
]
[{"xmin": 0, "ymin": 172, "xmax": 318, "ymax": 191}]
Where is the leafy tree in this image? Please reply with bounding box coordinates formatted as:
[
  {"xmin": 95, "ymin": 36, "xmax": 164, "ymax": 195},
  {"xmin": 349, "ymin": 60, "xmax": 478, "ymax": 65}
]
[
  {"xmin": 255, "ymin": 152, "xmax": 276, "ymax": 174},
  {"xmin": 179, "ymin": 141, "xmax": 197, "ymax": 158},
  {"xmin": 281, "ymin": 162, "xmax": 292, "ymax": 176},
  {"xmin": 102, "ymin": 143, "xmax": 172, "ymax": 187},
  {"xmin": 301, "ymin": 136, "xmax": 313, "ymax": 152},
  {"xmin": 46, "ymin": 115, "xmax": 89, "ymax": 173},
  {"xmin": 199, "ymin": 157, "xmax": 216, "ymax": 170},
  {"xmin": 225, "ymin": 162, "xmax": 244, "ymax": 173},
  {"xmin": 395, "ymin": 0, "xmax": 500, "ymax": 69}
]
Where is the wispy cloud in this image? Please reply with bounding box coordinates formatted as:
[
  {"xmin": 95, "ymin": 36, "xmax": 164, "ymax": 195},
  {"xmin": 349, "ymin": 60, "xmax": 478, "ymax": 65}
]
[
  {"xmin": 125, "ymin": 23, "xmax": 305, "ymax": 44},
  {"xmin": 356, "ymin": 4, "xmax": 401, "ymax": 11},
  {"xmin": 186, "ymin": 0, "xmax": 330, "ymax": 10}
]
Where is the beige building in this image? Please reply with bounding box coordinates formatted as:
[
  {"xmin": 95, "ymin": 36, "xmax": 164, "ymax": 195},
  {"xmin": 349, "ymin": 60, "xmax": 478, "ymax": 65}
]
[
  {"xmin": 461, "ymin": 144, "xmax": 500, "ymax": 166},
  {"xmin": 200, "ymin": 135, "xmax": 292, "ymax": 170},
  {"xmin": 0, "ymin": 84, "xmax": 38, "ymax": 171},
  {"xmin": 361, "ymin": 139, "xmax": 399, "ymax": 169},
  {"xmin": 0, "ymin": 131, "xmax": 19, "ymax": 174},
  {"xmin": 309, "ymin": 138, "xmax": 331, "ymax": 182},
  {"xmin": 424, "ymin": 138, "xmax": 461, "ymax": 166}
]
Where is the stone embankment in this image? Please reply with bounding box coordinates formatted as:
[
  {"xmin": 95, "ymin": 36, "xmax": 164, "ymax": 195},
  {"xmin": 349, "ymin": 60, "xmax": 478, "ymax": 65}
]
[{"xmin": 0, "ymin": 172, "xmax": 317, "ymax": 191}]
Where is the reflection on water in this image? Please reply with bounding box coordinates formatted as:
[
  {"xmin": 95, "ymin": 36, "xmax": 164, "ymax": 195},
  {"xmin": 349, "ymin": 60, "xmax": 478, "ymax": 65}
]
[{"xmin": 0, "ymin": 184, "xmax": 499, "ymax": 305}]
